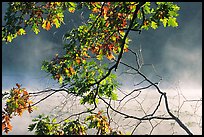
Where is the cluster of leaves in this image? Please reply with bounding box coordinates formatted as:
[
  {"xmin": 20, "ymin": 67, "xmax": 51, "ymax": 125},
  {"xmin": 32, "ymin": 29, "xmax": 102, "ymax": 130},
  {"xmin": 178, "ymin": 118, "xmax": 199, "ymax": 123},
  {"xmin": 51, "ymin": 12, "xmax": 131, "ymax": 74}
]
[
  {"xmin": 2, "ymin": 84, "xmax": 34, "ymax": 134},
  {"xmin": 140, "ymin": 2, "xmax": 180, "ymax": 30},
  {"xmin": 42, "ymin": 57, "xmax": 118, "ymax": 105},
  {"xmin": 28, "ymin": 111, "xmax": 122, "ymax": 135},
  {"xmin": 2, "ymin": 2, "xmax": 180, "ymax": 135},
  {"xmin": 28, "ymin": 114, "xmax": 63, "ymax": 135},
  {"xmin": 2, "ymin": 2, "xmax": 77, "ymax": 42},
  {"xmin": 2, "ymin": 2, "xmax": 180, "ymax": 42},
  {"xmin": 85, "ymin": 111, "xmax": 122, "ymax": 135}
]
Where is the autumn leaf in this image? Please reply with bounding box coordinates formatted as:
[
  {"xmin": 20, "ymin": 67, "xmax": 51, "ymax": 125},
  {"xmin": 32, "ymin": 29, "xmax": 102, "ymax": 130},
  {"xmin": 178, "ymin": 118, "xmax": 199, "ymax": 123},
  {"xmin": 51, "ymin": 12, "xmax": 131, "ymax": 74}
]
[
  {"xmin": 42, "ymin": 20, "xmax": 52, "ymax": 31},
  {"xmin": 106, "ymin": 52, "xmax": 115, "ymax": 60},
  {"xmin": 46, "ymin": 21, "xmax": 52, "ymax": 30},
  {"xmin": 28, "ymin": 104, "xmax": 33, "ymax": 113},
  {"xmin": 16, "ymin": 83, "xmax": 21, "ymax": 88},
  {"xmin": 103, "ymin": 6, "xmax": 109, "ymax": 20},
  {"xmin": 55, "ymin": 74, "xmax": 61, "ymax": 80},
  {"xmin": 4, "ymin": 127, "xmax": 9, "ymax": 134},
  {"xmin": 53, "ymin": 18, "xmax": 60, "ymax": 28},
  {"xmin": 17, "ymin": 108, "xmax": 23, "ymax": 116},
  {"xmin": 2, "ymin": 122, "xmax": 6, "ymax": 131},
  {"xmin": 17, "ymin": 28, "xmax": 26, "ymax": 35},
  {"xmin": 22, "ymin": 90, "xmax": 29, "ymax": 96},
  {"xmin": 121, "ymin": 19, "xmax": 127, "ymax": 27},
  {"xmin": 69, "ymin": 66, "xmax": 76, "ymax": 75},
  {"xmin": 68, "ymin": 7, "xmax": 75, "ymax": 13},
  {"xmin": 105, "ymin": 21, "xmax": 109, "ymax": 27},
  {"xmin": 97, "ymin": 111, "xmax": 102, "ymax": 115},
  {"xmin": 76, "ymin": 57, "xmax": 81, "ymax": 64},
  {"xmin": 92, "ymin": 7, "xmax": 99, "ymax": 13},
  {"xmin": 4, "ymin": 115, "xmax": 10, "ymax": 124},
  {"xmin": 7, "ymin": 123, "xmax": 12, "ymax": 131},
  {"xmin": 103, "ymin": 6, "xmax": 109, "ymax": 15}
]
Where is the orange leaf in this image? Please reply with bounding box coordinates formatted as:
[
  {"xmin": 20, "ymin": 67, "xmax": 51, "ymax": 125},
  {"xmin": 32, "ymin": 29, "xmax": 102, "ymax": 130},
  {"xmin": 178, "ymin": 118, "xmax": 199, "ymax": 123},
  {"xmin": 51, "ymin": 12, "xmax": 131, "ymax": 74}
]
[
  {"xmin": 4, "ymin": 115, "xmax": 10, "ymax": 124},
  {"xmin": 46, "ymin": 21, "xmax": 52, "ymax": 31},
  {"xmin": 103, "ymin": 6, "xmax": 109, "ymax": 14},
  {"xmin": 7, "ymin": 123, "xmax": 12, "ymax": 131},
  {"xmin": 16, "ymin": 108, "xmax": 23, "ymax": 116},
  {"xmin": 76, "ymin": 57, "xmax": 81, "ymax": 64},
  {"xmin": 121, "ymin": 19, "xmax": 127, "ymax": 27},
  {"xmin": 107, "ymin": 52, "xmax": 115, "ymax": 60},
  {"xmin": 69, "ymin": 67, "xmax": 75, "ymax": 75},
  {"xmin": 105, "ymin": 21, "xmax": 109, "ymax": 27},
  {"xmin": 92, "ymin": 7, "xmax": 99, "ymax": 13},
  {"xmin": 23, "ymin": 90, "xmax": 28, "ymax": 96},
  {"xmin": 97, "ymin": 111, "xmax": 102, "ymax": 115},
  {"xmin": 2, "ymin": 122, "xmax": 6, "ymax": 131},
  {"xmin": 28, "ymin": 104, "xmax": 33, "ymax": 113},
  {"xmin": 124, "ymin": 47, "xmax": 128, "ymax": 52}
]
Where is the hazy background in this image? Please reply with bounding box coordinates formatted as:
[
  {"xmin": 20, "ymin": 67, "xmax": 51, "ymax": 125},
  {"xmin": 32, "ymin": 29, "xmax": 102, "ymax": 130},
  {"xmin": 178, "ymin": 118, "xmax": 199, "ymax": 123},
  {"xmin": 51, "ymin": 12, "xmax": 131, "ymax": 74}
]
[{"xmin": 2, "ymin": 2, "xmax": 202, "ymax": 135}]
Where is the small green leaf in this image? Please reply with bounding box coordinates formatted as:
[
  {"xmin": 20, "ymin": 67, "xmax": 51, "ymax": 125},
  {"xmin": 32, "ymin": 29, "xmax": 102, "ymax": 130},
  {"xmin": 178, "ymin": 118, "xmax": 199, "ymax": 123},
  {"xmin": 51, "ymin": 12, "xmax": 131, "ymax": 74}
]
[
  {"xmin": 28, "ymin": 123, "xmax": 36, "ymax": 131},
  {"xmin": 68, "ymin": 2, "xmax": 76, "ymax": 7},
  {"xmin": 168, "ymin": 17, "xmax": 178, "ymax": 27},
  {"xmin": 96, "ymin": 54, "xmax": 103, "ymax": 60},
  {"xmin": 151, "ymin": 21, "xmax": 158, "ymax": 29},
  {"xmin": 160, "ymin": 18, "xmax": 168, "ymax": 27},
  {"xmin": 111, "ymin": 92, "xmax": 118, "ymax": 100}
]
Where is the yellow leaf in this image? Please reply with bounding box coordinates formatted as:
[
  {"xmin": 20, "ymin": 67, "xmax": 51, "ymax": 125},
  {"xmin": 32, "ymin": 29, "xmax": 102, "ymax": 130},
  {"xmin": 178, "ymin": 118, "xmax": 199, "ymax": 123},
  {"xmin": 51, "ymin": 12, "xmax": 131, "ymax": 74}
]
[
  {"xmin": 92, "ymin": 7, "xmax": 99, "ymax": 13},
  {"xmin": 59, "ymin": 75, "xmax": 63, "ymax": 84},
  {"xmin": 6, "ymin": 35, "xmax": 12, "ymax": 42},
  {"xmin": 42, "ymin": 20, "xmax": 47, "ymax": 29},
  {"xmin": 53, "ymin": 18, "xmax": 60, "ymax": 28},
  {"xmin": 17, "ymin": 28, "xmax": 26, "ymax": 35}
]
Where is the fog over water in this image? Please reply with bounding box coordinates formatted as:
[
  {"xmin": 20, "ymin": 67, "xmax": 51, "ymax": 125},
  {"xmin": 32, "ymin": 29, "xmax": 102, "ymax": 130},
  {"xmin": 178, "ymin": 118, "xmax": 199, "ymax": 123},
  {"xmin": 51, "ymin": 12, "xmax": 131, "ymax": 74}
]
[{"xmin": 2, "ymin": 2, "xmax": 202, "ymax": 135}]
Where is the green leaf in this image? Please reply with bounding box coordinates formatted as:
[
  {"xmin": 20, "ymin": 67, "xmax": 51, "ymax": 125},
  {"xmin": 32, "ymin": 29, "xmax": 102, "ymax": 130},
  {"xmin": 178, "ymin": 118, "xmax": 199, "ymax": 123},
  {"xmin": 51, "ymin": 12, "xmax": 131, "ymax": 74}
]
[
  {"xmin": 160, "ymin": 18, "xmax": 168, "ymax": 27},
  {"xmin": 32, "ymin": 24, "xmax": 40, "ymax": 34},
  {"xmin": 151, "ymin": 21, "xmax": 158, "ymax": 29},
  {"xmin": 28, "ymin": 123, "xmax": 37, "ymax": 131},
  {"xmin": 68, "ymin": 2, "xmax": 76, "ymax": 7},
  {"xmin": 111, "ymin": 92, "xmax": 118, "ymax": 100},
  {"xmin": 168, "ymin": 17, "xmax": 178, "ymax": 27},
  {"xmin": 6, "ymin": 35, "xmax": 13, "ymax": 42},
  {"xmin": 96, "ymin": 54, "xmax": 103, "ymax": 60}
]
